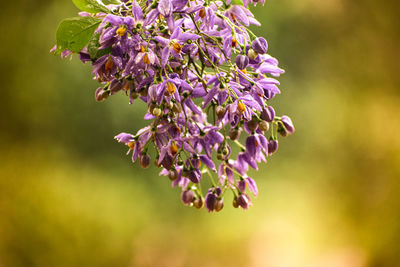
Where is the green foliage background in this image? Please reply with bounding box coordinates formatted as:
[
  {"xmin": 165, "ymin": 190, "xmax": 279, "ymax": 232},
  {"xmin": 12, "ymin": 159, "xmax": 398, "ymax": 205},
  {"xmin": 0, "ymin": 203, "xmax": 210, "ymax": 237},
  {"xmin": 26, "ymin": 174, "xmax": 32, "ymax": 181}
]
[{"xmin": 0, "ymin": 0, "xmax": 399, "ymax": 266}]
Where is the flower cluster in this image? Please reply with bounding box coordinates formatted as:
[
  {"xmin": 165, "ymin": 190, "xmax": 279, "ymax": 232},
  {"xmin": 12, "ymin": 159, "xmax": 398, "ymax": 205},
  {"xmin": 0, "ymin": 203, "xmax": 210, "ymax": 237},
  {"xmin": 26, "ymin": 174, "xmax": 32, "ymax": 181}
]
[{"xmin": 53, "ymin": 0, "xmax": 294, "ymax": 212}]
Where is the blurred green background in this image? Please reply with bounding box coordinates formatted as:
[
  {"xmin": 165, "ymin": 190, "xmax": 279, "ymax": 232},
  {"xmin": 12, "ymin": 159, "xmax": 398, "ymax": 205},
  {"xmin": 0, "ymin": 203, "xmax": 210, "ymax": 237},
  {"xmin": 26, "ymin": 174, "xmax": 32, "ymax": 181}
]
[{"xmin": 1, "ymin": 0, "xmax": 400, "ymax": 266}]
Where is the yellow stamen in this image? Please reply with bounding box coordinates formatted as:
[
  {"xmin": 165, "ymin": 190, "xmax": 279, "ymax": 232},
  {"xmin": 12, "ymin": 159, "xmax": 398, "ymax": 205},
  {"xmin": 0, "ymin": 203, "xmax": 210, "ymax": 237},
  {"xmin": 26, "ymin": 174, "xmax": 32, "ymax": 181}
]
[
  {"xmin": 142, "ymin": 53, "xmax": 150, "ymax": 64},
  {"xmin": 170, "ymin": 144, "xmax": 178, "ymax": 156},
  {"xmin": 123, "ymin": 82, "xmax": 131, "ymax": 91},
  {"xmin": 105, "ymin": 57, "xmax": 114, "ymax": 72},
  {"xmin": 166, "ymin": 81, "xmax": 176, "ymax": 95},
  {"xmin": 238, "ymin": 102, "xmax": 246, "ymax": 113},
  {"xmin": 116, "ymin": 26, "xmax": 126, "ymax": 37},
  {"xmin": 198, "ymin": 160, "xmax": 201, "ymax": 168},
  {"xmin": 199, "ymin": 8, "xmax": 206, "ymax": 18},
  {"xmin": 140, "ymin": 45, "xmax": 145, "ymax": 53},
  {"xmin": 241, "ymin": 69, "xmax": 247, "ymax": 74},
  {"xmin": 172, "ymin": 42, "xmax": 182, "ymax": 53},
  {"xmin": 232, "ymin": 38, "xmax": 237, "ymax": 48},
  {"xmin": 128, "ymin": 141, "xmax": 135, "ymax": 150}
]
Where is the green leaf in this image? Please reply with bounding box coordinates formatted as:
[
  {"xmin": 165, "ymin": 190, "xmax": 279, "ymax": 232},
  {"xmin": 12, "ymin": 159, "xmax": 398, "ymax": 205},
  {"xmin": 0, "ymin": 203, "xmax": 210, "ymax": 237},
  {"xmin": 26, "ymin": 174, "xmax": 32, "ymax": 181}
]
[
  {"xmin": 72, "ymin": 0, "xmax": 109, "ymax": 13},
  {"xmin": 56, "ymin": 16, "xmax": 101, "ymax": 53},
  {"xmin": 101, "ymin": 0, "xmax": 121, "ymax": 4},
  {"xmin": 87, "ymin": 33, "xmax": 112, "ymax": 60}
]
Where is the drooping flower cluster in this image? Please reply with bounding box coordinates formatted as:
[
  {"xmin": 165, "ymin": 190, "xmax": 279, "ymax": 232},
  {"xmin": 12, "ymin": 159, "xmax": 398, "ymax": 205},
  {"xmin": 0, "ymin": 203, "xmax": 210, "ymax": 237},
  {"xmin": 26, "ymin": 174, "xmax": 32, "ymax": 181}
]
[{"xmin": 52, "ymin": 0, "xmax": 294, "ymax": 212}]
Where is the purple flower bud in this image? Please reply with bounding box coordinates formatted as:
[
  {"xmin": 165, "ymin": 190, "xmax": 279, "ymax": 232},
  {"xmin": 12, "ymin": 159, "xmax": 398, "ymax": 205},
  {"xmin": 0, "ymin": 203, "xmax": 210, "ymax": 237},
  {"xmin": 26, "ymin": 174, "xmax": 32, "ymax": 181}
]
[
  {"xmin": 205, "ymin": 192, "xmax": 217, "ymax": 212},
  {"xmin": 181, "ymin": 190, "xmax": 195, "ymax": 205},
  {"xmin": 267, "ymin": 139, "xmax": 278, "ymax": 155},
  {"xmin": 237, "ymin": 194, "xmax": 251, "ymax": 209},
  {"xmin": 281, "ymin": 116, "xmax": 295, "ymax": 134},
  {"xmin": 140, "ymin": 154, "xmax": 150, "ymax": 168},
  {"xmin": 260, "ymin": 106, "xmax": 275, "ymax": 122},
  {"xmin": 235, "ymin": 55, "xmax": 249, "ymax": 70},
  {"xmin": 251, "ymin": 37, "xmax": 268, "ymax": 54}
]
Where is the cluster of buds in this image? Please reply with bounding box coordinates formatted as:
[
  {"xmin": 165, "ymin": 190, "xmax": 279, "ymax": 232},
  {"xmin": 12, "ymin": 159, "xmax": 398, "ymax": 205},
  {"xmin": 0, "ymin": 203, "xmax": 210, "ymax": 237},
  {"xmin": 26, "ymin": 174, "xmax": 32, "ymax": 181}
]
[{"xmin": 53, "ymin": 0, "xmax": 294, "ymax": 212}]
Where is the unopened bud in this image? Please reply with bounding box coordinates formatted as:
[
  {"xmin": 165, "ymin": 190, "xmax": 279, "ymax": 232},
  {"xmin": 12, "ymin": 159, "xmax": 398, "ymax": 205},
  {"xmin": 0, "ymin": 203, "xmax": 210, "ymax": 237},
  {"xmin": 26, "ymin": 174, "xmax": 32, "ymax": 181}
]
[
  {"xmin": 251, "ymin": 37, "xmax": 268, "ymax": 54},
  {"xmin": 281, "ymin": 116, "xmax": 295, "ymax": 135},
  {"xmin": 248, "ymin": 48, "xmax": 258, "ymax": 60},
  {"xmin": 235, "ymin": 54, "xmax": 249, "ymax": 70},
  {"xmin": 214, "ymin": 199, "xmax": 224, "ymax": 212},
  {"xmin": 237, "ymin": 194, "xmax": 251, "ymax": 209},
  {"xmin": 260, "ymin": 106, "xmax": 275, "ymax": 122},
  {"xmin": 246, "ymin": 117, "xmax": 258, "ymax": 132},
  {"xmin": 168, "ymin": 169, "xmax": 178, "ymax": 181},
  {"xmin": 152, "ymin": 107, "xmax": 162, "ymax": 116},
  {"xmin": 216, "ymin": 106, "xmax": 226, "ymax": 119},
  {"xmin": 268, "ymin": 139, "xmax": 278, "ymax": 155},
  {"xmin": 259, "ymin": 120, "xmax": 269, "ymax": 132},
  {"xmin": 229, "ymin": 129, "xmax": 241, "ymax": 140},
  {"xmin": 194, "ymin": 197, "xmax": 204, "ymax": 209},
  {"xmin": 140, "ymin": 154, "xmax": 150, "ymax": 168},
  {"xmin": 233, "ymin": 197, "xmax": 239, "ymax": 208},
  {"xmin": 181, "ymin": 190, "xmax": 195, "ymax": 205}
]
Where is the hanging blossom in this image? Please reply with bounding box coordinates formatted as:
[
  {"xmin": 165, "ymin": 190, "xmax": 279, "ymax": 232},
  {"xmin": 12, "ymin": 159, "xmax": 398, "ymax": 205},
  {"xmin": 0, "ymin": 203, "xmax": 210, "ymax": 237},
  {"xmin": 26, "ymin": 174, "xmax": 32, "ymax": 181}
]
[{"xmin": 52, "ymin": 0, "xmax": 294, "ymax": 212}]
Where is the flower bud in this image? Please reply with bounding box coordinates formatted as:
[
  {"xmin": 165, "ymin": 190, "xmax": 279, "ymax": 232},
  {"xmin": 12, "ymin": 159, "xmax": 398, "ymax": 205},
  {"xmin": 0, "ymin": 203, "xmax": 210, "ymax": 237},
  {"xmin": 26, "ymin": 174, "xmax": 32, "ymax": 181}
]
[
  {"xmin": 214, "ymin": 199, "xmax": 224, "ymax": 212},
  {"xmin": 235, "ymin": 55, "xmax": 249, "ymax": 70},
  {"xmin": 246, "ymin": 117, "xmax": 258, "ymax": 132},
  {"xmin": 281, "ymin": 116, "xmax": 295, "ymax": 134},
  {"xmin": 260, "ymin": 106, "xmax": 275, "ymax": 122},
  {"xmin": 229, "ymin": 128, "xmax": 241, "ymax": 140},
  {"xmin": 237, "ymin": 194, "xmax": 251, "ymax": 209},
  {"xmin": 205, "ymin": 192, "xmax": 217, "ymax": 212},
  {"xmin": 152, "ymin": 107, "xmax": 162, "ymax": 116},
  {"xmin": 233, "ymin": 197, "xmax": 239, "ymax": 208},
  {"xmin": 248, "ymin": 48, "xmax": 258, "ymax": 60},
  {"xmin": 194, "ymin": 197, "xmax": 204, "ymax": 209},
  {"xmin": 140, "ymin": 154, "xmax": 150, "ymax": 168},
  {"xmin": 251, "ymin": 37, "xmax": 268, "ymax": 54},
  {"xmin": 267, "ymin": 139, "xmax": 278, "ymax": 155},
  {"xmin": 258, "ymin": 120, "xmax": 269, "ymax": 132},
  {"xmin": 168, "ymin": 169, "xmax": 178, "ymax": 181},
  {"xmin": 216, "ymin": 106, "xmax": 226, "ymax": 119},
  {"xmin": 181, "ymin": 190, "xmax": 195, "ymax": 205}
]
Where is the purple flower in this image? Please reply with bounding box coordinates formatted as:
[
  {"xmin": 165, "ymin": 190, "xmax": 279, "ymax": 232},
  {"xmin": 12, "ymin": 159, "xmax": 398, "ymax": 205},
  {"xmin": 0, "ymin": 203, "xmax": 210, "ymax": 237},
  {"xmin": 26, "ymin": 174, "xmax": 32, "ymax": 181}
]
[{"xmin": 54, "ymin": 0, "xmax": 294, "ymax": 212}]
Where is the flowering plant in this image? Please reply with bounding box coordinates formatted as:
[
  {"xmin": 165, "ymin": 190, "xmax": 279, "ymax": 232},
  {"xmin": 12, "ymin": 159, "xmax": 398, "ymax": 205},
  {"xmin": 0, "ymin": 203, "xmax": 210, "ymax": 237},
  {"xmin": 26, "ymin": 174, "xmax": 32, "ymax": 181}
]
[{"xmin": 52, "ymin": 0, "xmax": 294, "ymax": 212}]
